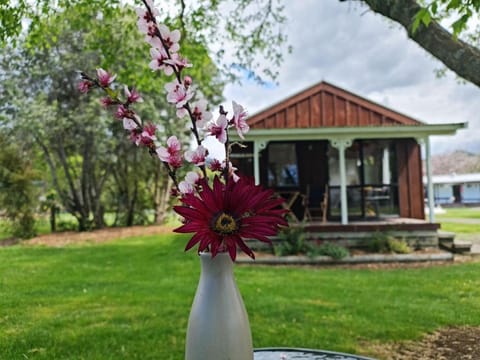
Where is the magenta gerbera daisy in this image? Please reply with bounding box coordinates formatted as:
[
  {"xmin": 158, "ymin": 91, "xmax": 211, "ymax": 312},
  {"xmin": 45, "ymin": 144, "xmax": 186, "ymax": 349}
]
[{"xmin": 174, "ymin": 176, "xmax": 288, "ymax": 261}]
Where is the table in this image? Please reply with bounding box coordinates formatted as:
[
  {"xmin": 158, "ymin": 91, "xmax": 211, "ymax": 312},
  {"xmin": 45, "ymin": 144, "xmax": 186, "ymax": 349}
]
[{"xmin": 254, "ymin": 347, "xmax": 376, "ymax": 360}]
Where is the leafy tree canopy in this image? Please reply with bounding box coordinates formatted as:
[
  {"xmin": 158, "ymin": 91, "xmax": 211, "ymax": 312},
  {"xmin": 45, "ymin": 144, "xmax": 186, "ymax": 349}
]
[
  {"xmin": 0, "ymin": 3, "xmax": 229, "ymax": 230},
  {"xmin": 413, "ymin": 0, "xmax": 480, "ymax": 37},
  {"xmin": 1, "ymin": 0, "xmax": 289, "ymax": 84}
]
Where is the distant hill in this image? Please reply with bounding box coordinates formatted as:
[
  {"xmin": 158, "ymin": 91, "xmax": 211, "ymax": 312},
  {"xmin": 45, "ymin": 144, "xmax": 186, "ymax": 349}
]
[{"xmin": 430, "ymin": 150, "xmax": 480, "ymax": 175}]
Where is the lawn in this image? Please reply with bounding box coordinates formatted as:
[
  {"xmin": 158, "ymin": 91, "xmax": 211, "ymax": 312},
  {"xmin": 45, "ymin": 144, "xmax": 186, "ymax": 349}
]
[
  {"xmin": 435, "ymin": 207, "xmax": 480, "ymax": 234},
  {"xmin": 439, "ymin": 222, "xmax": 480, "ymax": 234},
  {"xmin": 435, "ymin": 207, "xmax": 480, "ymax": 220},
  {"xmin": 1, "ymin": 235, "xmax": 480, "ymax": 359}
]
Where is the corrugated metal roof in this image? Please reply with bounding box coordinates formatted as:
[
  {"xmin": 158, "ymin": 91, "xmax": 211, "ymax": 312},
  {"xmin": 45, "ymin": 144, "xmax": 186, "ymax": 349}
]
[{"xmin": 423, "ymin": 173, "xmax": 480, "ymax": 184}]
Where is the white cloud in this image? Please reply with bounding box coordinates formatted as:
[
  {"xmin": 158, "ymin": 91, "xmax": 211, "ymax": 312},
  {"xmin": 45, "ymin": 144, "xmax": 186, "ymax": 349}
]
[{"xmin": 223, "ymin": 0, "xmax": 480, "ymax": 155}]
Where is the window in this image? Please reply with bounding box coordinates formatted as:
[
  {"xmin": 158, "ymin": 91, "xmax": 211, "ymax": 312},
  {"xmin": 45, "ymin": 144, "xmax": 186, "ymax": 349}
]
[
  {"xmin": 327, "ymin": 140, "xmax": 399, "ymax": 218},
  {"xmin": 267, "ymin": 143, "xmax": 299, "ymax": 188}
]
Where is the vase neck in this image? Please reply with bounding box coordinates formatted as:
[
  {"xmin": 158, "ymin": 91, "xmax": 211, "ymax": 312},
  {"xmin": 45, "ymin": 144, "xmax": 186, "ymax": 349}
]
[{"xmin": 199, "ymin": 252, "xmax": 234, "ymax": 277}]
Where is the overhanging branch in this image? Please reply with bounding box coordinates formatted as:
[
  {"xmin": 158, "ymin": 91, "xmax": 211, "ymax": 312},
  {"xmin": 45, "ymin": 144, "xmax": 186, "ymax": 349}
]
[{"xmin": 349, "ymin": 0, "xmax": 480, "ymax": 87}]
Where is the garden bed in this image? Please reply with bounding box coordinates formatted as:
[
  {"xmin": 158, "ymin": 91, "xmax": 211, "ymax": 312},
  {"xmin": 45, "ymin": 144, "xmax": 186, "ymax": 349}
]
[{"xmin": 237, "ymin": 248, "xmax": 454, "ymax": 267}]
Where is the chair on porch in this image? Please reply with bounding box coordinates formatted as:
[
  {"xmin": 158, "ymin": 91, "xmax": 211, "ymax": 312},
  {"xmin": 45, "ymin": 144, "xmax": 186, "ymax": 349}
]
[{"xmin": 303, "ymin": 184, "xmax": 328, "ymax": 223}]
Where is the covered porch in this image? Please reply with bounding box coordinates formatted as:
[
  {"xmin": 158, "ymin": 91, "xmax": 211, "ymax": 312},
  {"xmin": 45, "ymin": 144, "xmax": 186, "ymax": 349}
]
[{"xmin": 231, "ymin": 124, "xmax": 464, "ymax": 227}]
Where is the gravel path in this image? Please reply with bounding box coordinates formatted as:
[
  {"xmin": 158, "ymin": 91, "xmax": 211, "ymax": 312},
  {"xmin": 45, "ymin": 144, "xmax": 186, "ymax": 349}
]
[
  {"xmin": 366, "ymin": 326, "xmax": 480, "ymax": 360},
  {"xmin": 22, "ymin": 224, "xmax": 175, "ymax": 247}
]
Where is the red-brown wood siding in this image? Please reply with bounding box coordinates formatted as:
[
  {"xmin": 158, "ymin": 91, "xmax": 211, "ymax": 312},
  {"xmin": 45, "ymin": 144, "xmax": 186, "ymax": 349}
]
[
  {"xmin": 311, "ymin": 93, "xmax": 321, "ymax": 127},
  {"xmin": 298, "ymin": 99, "xmax": 310, "ymax": 127},
  {"xmin": 396, "ymin": 139, "xmax": 425, "ymax": 219},
  {"xmin": 248, "ymin": 82, "xmax": 423, "ymax": 129}
]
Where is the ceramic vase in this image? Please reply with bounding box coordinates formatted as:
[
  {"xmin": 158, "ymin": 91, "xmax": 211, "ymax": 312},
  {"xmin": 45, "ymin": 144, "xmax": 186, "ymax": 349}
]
[{"xmin": 185, "ymin": 252, "xmax": 253, "ymax": 360}]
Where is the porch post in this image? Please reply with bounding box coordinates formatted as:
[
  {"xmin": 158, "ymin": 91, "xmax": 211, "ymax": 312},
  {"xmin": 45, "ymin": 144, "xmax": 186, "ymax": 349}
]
[
  {"xmin": 331, "ymin": 139, "xmax": 352, "ymax": 225},
  {"xmin": 253, "ymin": 140, "xmax": 267, "ymax": 185},
  {"xmin": 425, "ymin": 136, "xmax": 435, "ymax": 223}
]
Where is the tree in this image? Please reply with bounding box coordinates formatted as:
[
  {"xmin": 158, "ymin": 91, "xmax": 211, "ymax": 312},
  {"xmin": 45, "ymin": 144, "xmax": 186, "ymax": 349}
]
[
  {"xmin": 0, "ymin": 133, "xmax": 37, "ymax": 239},
  {"xmin": 343, "ymin": 0, "xmax": 480, "ymax": 87},
  {"xmin": 1, "ymin": 0, "xmax": 289, "ymax": 84},
  {"xmin": 0, "ymin": 4, "xmax": 224, "ymax": 230}
]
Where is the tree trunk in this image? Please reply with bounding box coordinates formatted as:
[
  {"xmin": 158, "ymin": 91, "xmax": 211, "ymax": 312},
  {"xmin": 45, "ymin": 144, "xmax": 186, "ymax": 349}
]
[
  {"xmin": 126, "ymin": 181, "xmax": 138, "ymax": 226},
  {"xmin": 357, "ymin": 0, "xmax": 480, "ymax": 87},
  {"xmin": 154, "ymin": 174, "xmax": 172, "ymax": 225},
  {"xmin": 50, "ymin": 205, "xmax": 56, "ymax": 232}
]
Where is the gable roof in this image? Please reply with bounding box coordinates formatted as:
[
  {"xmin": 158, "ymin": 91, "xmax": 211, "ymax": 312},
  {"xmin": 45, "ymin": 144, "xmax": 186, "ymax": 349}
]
[{"xmin": 248, "ymin": 81, "xmax": 424, "ymax": 129}]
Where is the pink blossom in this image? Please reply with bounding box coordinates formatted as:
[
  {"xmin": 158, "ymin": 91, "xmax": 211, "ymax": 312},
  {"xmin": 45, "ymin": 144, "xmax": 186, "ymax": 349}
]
[
  {"xmin": 184, "ymin": 145, "xmax": 207, "ymax": 166},
  {"xmin": 100, "ymin": 97, "xmax": 114, "ymax": 107},
  {"xmin": 178, "ymin": 171, "xmax": 201, "ymax": 194},
  {"xmin": 206, "ymin": 114, "xmax": 228, "ymax": 144},
  {"xmin": 149, "ymin": 47, "xmax": 174, "ymax": 76},
  {"xmin": 158, "ymin": 24, "xmax": 181, "ymax": 53},
  {"xmin": 183, "ymin": 76, "xmax": 192, "ymax": 87},
  {"xmin": 164, "ymin": 53, "xmax": 192, "ymax": 72},
  {"xmin": 135, "ymin": 1, "xmax": 159, "ymax": 37},
  {"xmin": 165, "ymin": 80, "xmax": 194, "ymax": 111},
  {"xmin": 223, "ymin": 161, "xmax": 240, "ymax": 182},
  {"xmin": 123, "ymin": 117, "xmax": 138, "ymax": 131},
  {"xmin": 185, "ymin": 171, "xmax": 200, "ymax": 184},
  {"xmin": 78, "ymin": 80, "xmax": 94, "ymax": 93},
  {"xmin": 129, "ymin": 129, "xmax": 142, "ymax": 145},
  {"xmin": 156, "ymin": 135, "xmax": 183, "ymax": 168},
  {"xmin": 209, "ymin": 159, "xmax": 222, "ymax": 172},
  {"xmin": 129, "ymin": 123, "xmax": 157, "ymax": 147},
  {"xmin": 115, "ymin": 105, "xmax": 129, "ymax": 119},
  {"xmin": 178, "ymin": 181, "xmax": 194, "ymax": 195},
  {"xmin": 124, "ymin": 86, "xmax": 143, "ymax": 104},
  {"xmin": 232, "ymin": 101, "xmax": 249, "ymax": 139},
  {"xmin": 190, "ymin": 99, "xmax": 212, "ymax": 128},
  {"xmin": 96, "ymin": 68, "xmax": 116, "ymax": 87},
  {"xmin": 135, "ymin": 1, "xmax": 159, "ymax": 24}
]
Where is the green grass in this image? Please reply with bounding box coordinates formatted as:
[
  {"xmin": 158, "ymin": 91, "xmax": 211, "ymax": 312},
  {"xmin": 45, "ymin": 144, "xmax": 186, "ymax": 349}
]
[
  {"xmin": 434, "ymin": 207, "xmax": 480, "ymax": 234},
  {"xmin": 439, "ymin": 222, "xmax": 480, "ymax": 234},
  {"xmin": 436, "ymin": 207, "xmax": 480, "ymax": 220},
  {"xmin": 1, "ymin": 235, "xmax": 480, "ymax": 359}
]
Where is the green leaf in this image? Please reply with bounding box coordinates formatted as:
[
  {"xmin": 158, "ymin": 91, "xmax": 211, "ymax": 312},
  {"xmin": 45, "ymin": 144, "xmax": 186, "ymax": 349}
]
[
  {"xmin": 451, "ymin": 15, "xmax": 468, "ymax": 36},
  {"xmin": 412, "ymin": 8, "xmax": 428, "ymax": 34},
  {"xmin": 447, "ymin": 0, "xmax": 462, "ymax": 11},
  {"xmin": 421, "ymin": 9, "xmax": 432, "ymax": 26}
]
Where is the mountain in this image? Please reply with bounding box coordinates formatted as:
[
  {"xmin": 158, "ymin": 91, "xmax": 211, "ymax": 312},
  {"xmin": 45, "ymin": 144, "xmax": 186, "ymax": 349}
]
[{"xmin": 430, "ymin": 150, "xmax": 480, "ymax": 175}]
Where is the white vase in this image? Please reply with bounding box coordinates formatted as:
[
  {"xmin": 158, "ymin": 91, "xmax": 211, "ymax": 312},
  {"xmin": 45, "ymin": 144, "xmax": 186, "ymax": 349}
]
[{"xmin": 185, "ymin": 252, "xmax": 253, "ymax": 360}]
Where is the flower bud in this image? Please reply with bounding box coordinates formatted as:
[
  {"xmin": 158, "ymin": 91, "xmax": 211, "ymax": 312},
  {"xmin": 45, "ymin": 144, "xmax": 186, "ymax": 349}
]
[{"xmin": 184, "ymin": 76, "xmax": 192, "ymax": 87}]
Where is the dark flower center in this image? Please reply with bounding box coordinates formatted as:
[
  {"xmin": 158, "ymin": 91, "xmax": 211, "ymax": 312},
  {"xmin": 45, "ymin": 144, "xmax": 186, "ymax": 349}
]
[{"xmin": 212, "ymin": 212, "xmax": 238, "ymax": 235}]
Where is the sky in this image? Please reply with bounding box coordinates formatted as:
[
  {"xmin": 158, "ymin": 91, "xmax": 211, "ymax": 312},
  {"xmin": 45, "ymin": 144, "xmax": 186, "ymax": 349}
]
[{"xmin": 222, "ymin": 0, "xmax": 480, "ymax": 156}]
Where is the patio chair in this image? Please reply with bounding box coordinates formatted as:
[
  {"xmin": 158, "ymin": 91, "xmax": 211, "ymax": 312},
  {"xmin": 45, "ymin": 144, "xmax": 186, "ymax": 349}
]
[{"xmin": 303, "ymin": 184, "xmax": 328, "ymax": 223}]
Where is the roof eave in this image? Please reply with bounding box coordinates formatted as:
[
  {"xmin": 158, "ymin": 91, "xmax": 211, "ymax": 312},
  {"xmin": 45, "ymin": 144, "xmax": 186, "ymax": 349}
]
[{"xmin": 231, "ymin": 123, "xmax": 467, "ymax": 142}]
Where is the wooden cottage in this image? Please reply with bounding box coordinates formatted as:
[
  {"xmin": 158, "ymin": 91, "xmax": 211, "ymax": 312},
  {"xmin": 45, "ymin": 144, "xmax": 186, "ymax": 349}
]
[{"xmin": 230, "ymin": 82, "xmax": 465, "ymax": 244}]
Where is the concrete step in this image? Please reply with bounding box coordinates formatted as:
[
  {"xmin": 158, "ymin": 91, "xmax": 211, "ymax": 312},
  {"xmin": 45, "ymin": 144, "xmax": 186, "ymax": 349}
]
[{"xmin": 440, "ymin": 240, "xmax": 473, "ymax": 254}]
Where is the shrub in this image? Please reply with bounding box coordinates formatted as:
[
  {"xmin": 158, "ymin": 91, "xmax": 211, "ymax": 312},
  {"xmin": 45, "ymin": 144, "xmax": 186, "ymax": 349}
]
[
  {"xmin": 369, "ymin": 232, "xmax": 412, "ymax": 254},
  {"xmin": 311, "ymin": 242, "xmax": 350, "ymax": 259},
  {"xmin": 387, "ymin": 238, "xmax": 412, "ymax": 254},
  {"xmin": 274, "ymin": 226, "xmax": 309, "ymax": 256}
]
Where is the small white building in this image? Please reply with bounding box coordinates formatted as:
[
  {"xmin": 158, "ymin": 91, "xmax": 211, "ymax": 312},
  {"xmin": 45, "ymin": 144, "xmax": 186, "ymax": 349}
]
[{"xmin": 424, "ymin": 173, "xmax": 480, "ymax": 205}]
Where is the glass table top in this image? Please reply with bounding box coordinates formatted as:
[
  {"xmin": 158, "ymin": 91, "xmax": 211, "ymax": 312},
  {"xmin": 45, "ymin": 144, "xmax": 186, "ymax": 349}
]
[{"xmin": 254, "ymin": 348, "xmax": 376, "ymax": 360}]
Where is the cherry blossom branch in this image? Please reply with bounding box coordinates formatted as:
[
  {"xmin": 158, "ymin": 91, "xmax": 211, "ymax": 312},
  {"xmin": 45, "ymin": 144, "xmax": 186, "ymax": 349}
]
[
  {"xmin": 140, "ymin": 0, "xmax": 203, "ymax": 149},
  {"xmin": 79, "ymin": 0, "xmax": 251, "ymax": 197}
]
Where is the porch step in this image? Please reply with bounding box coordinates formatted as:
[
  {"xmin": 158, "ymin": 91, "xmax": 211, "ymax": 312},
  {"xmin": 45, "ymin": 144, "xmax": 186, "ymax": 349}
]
[
  {"xmin": 438, "ymin": 232, "xmax": 473, "ymax": 254},
  {"xmin": 442, "ymin": 241, "xmax": 473, "ymax": 254}
]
